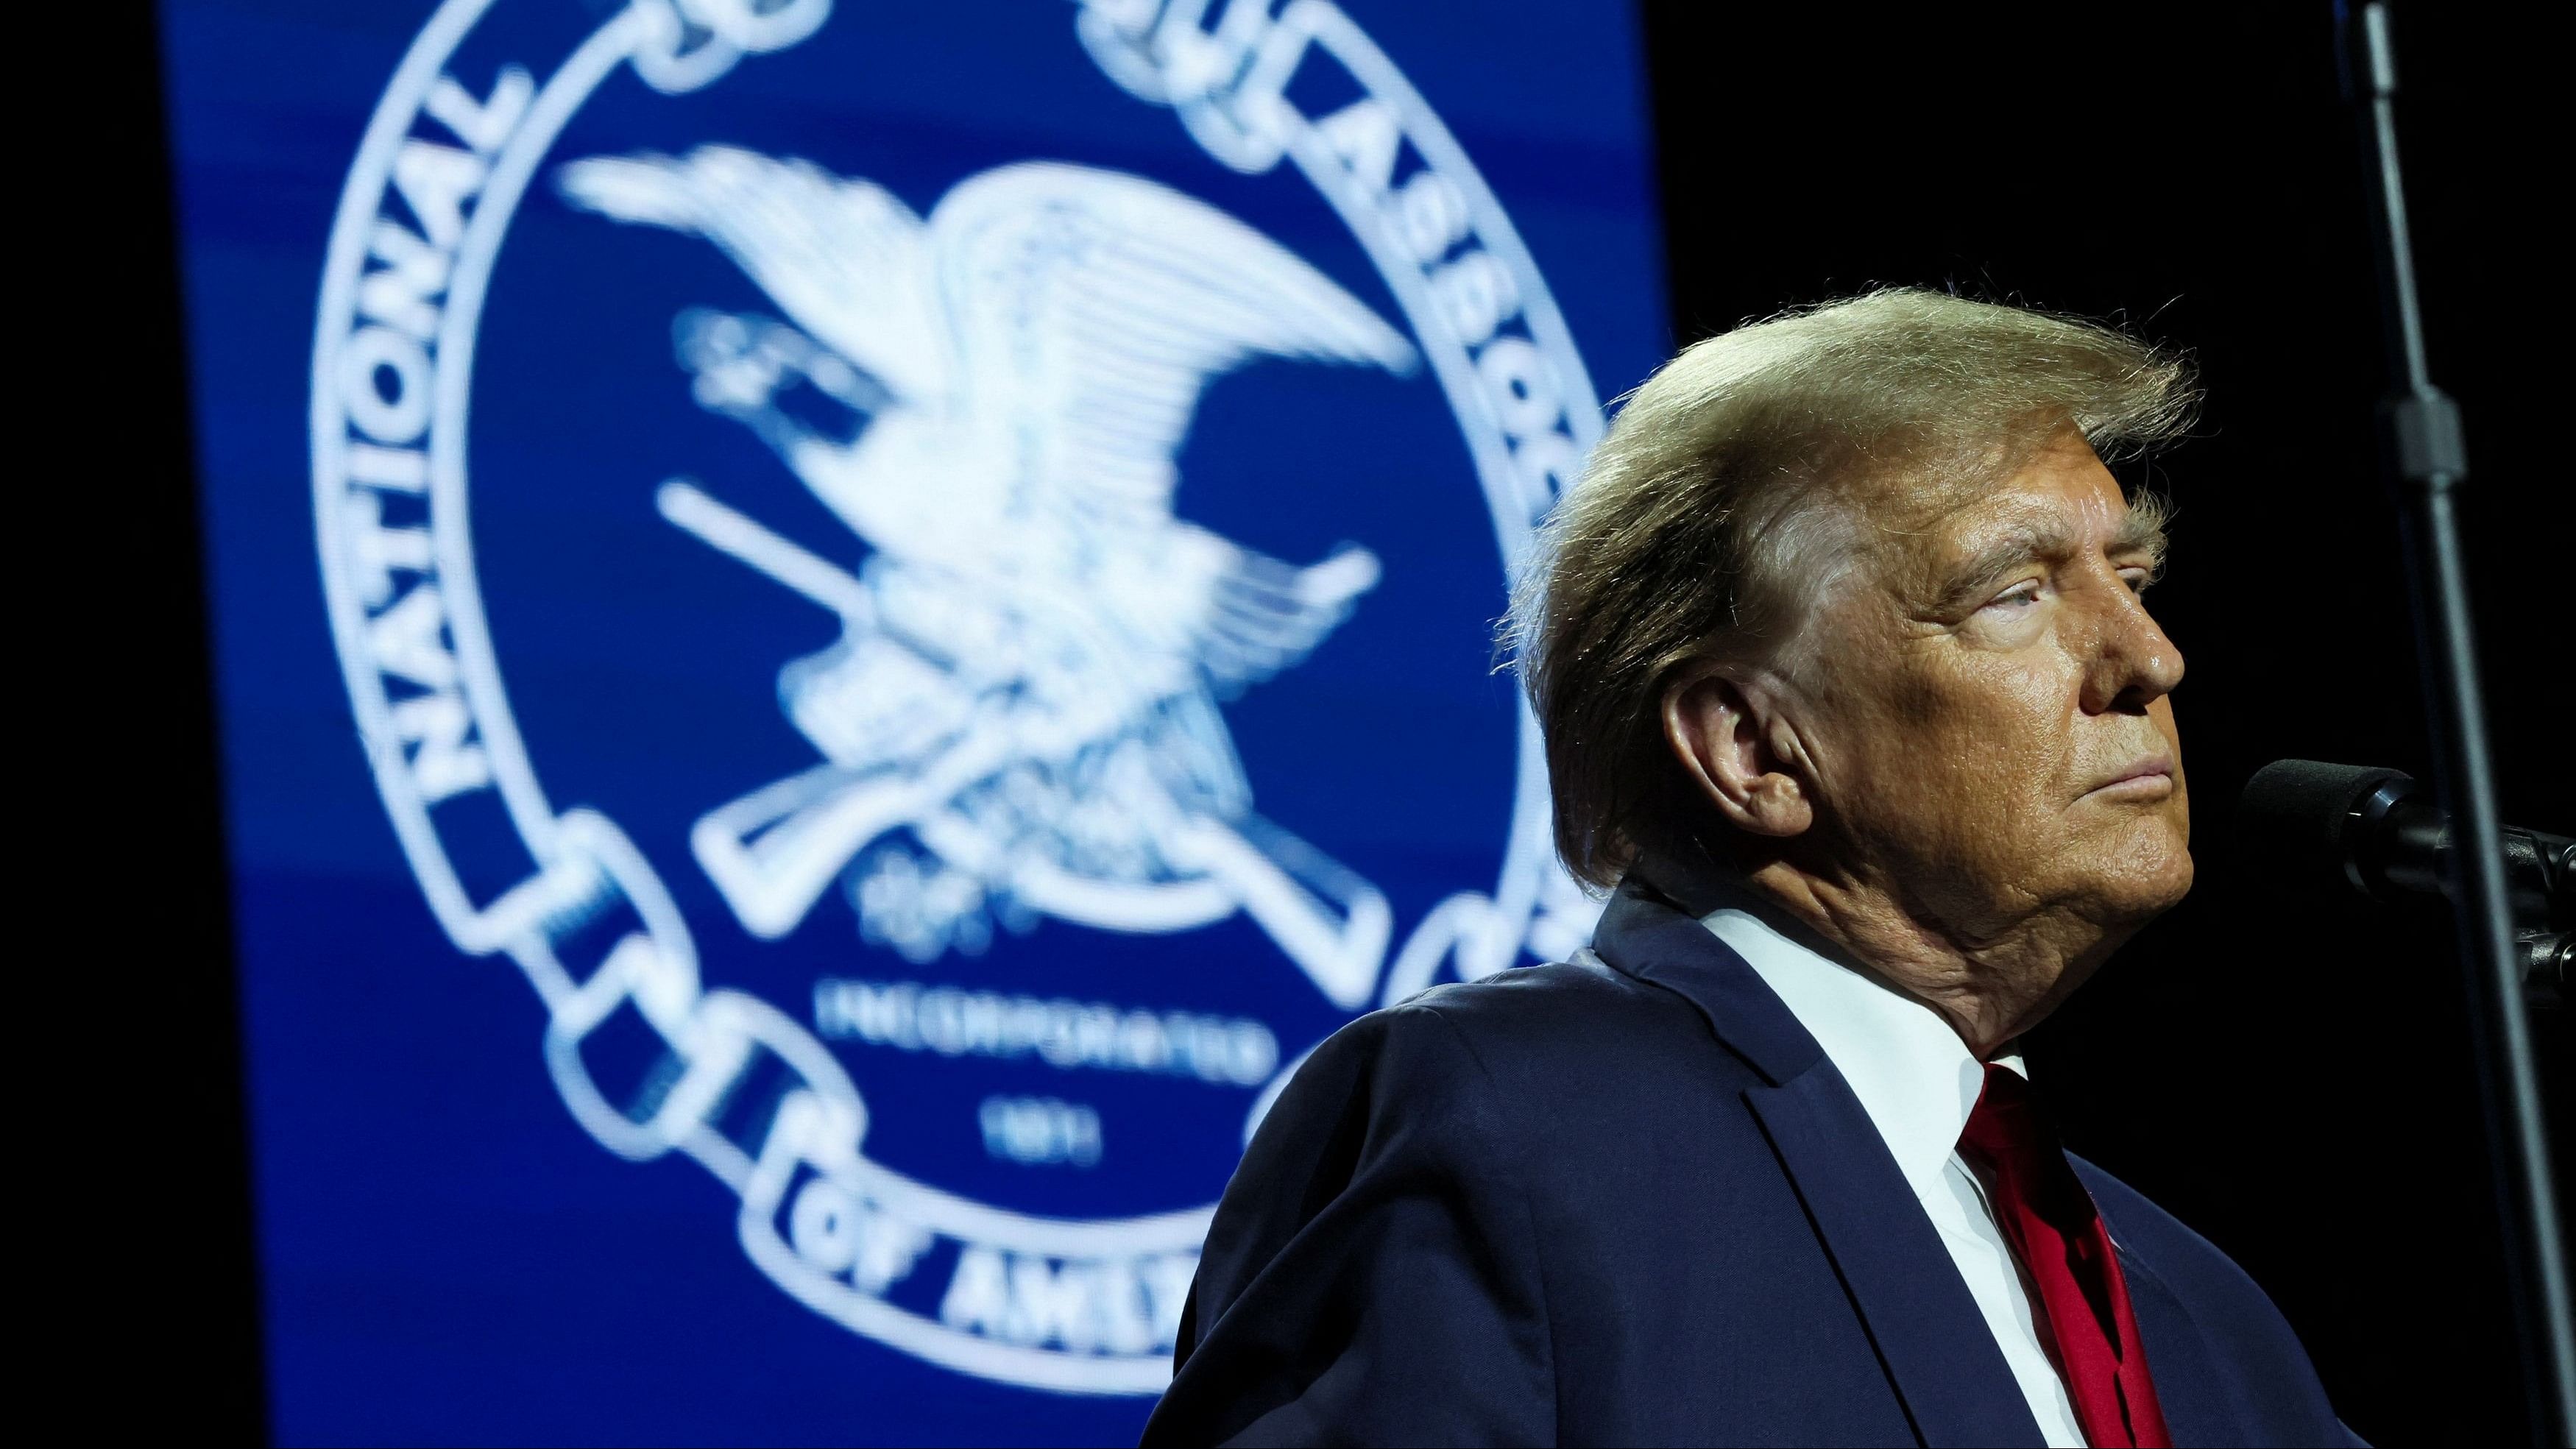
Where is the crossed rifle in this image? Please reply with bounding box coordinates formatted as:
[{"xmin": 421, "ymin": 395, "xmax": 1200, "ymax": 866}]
[{"xmin": 654, "ymin": 479, "xmax": 1393, "ymax": 1011}]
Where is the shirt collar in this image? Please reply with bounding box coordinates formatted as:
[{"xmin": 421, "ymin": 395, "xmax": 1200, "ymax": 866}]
[{"xmin": 1697, "ymin": 902, "xmax": 2025, "ymax": 1195}]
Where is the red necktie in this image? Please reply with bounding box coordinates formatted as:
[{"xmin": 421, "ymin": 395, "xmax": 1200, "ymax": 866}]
[{"xmin": 1959, "ymin": 1064, "xmax": 2173, "ymax": 1449}]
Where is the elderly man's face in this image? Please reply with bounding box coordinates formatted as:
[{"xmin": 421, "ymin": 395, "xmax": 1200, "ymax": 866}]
[{"xmin": 1794, "ymin": 429, "xmax": 2191, "ymax": 946}]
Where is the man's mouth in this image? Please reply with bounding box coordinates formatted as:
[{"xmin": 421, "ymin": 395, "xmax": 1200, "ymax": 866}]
[{"xmin": 2082, "ymin": 754, "xmax": 2176, "ymax": 801}]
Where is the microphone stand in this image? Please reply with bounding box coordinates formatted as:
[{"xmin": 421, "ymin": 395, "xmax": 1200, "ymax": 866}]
[{"xmin": 2338, "ymin": 5, "xmax": 2576, "ymax": 1440}]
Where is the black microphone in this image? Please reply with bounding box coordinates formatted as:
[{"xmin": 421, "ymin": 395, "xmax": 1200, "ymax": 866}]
[{"xmin": 2240, "ymin": 758, "xmax": 2572, "ymax": 1001}]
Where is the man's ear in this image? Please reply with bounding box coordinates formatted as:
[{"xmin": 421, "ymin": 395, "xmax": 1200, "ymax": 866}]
[{"xmin": 1660, "ymin": 665, "xmax": 1816, "ymax": 838}]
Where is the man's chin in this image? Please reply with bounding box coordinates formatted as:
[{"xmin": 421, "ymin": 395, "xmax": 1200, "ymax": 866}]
[{"xmin": 2090, "ymin": 837, "xmax": 2195, "ymax": 924}]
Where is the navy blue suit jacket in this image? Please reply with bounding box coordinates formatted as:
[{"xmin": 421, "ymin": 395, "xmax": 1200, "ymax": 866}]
[{"xmin": 1142, "ymin": 871, "xmax": 2353, "ymax": 1447}]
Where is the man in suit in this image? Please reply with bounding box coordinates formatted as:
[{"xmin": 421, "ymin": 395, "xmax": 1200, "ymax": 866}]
[{"xmin": 1141, "ymin": 290, "xmax": 2354, "ymax": 1447}]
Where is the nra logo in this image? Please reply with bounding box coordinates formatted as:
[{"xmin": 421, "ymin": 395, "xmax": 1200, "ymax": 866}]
[{"xmin": 313, "ymin": 0, "xmax": 1604, "ymax": 1393}]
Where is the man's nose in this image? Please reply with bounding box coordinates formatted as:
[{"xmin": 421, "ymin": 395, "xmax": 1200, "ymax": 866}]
[{"xmin": 2079, "ymin": 579, "xmax": 2184, "ymax": 715}]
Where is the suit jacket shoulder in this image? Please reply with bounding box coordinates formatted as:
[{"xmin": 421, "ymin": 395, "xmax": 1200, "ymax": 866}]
[
  {"xmin": 1147, "ymin": 987, "xmax": 1565, "ymax": 1446},
  {"xmin": 1145, "ymin": 956, "xmax": 1920, "ymax": 1448}
]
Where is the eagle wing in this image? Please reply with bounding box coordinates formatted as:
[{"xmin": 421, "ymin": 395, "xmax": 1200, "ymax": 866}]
[
  {"xmin": 924, "ymin": 163, "xmax": 1416, "ymax": 679},
  {"xmin": 555, "ymin": 145, "xmax": 952, "ymax": 405},
  {"xmin": 928, "ymin": 163, "xmax": 1415, "ymax": 525}
]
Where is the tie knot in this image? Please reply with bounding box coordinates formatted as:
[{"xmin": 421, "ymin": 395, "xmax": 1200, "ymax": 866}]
[
  {"xmin": 1961, "ymin": 1059, "xmax": 2034, "ymax": 1143},
  {"xmin": 1961, "ymin": 1063, "xmax": 2087, "ymax": 1222}
]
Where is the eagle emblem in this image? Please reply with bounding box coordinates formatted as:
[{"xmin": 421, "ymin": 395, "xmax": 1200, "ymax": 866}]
[{"xmin": 556, "ymin": 147, "xmax": 1418, "ymax": 1009}]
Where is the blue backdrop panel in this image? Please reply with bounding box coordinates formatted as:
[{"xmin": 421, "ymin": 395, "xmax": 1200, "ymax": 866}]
[{"xmin": 163, "ymin": 1, "xmax": 1667, "ymax": 1441}]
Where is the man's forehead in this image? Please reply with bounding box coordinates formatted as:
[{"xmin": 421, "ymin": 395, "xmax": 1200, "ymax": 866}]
[
  {"xmin": 1844, "ymin": 439, "xmax": 2161, "ymax": 608},
  {"xmin": 1880, "ymin": 440, "xmax": 2135, "ymax": 552}
]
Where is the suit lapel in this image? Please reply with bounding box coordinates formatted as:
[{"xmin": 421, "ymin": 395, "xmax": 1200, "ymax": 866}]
[
  {"xmin": 1745, "ymin": 1063, "xmax": 2049, "ymax": 1447},
  {"xmin": 1594, "ymin": 874, "xmax": 2046, "ymax": 1448},
  {"xmin": 2089, "ymin": 1195, "xmax": 2239, "ymax": 1448}
]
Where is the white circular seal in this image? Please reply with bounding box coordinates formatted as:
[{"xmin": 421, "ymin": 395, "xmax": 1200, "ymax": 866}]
[{"xmin": 313, "ymin": 0, "xmax": 1606, "ymax": 1394}]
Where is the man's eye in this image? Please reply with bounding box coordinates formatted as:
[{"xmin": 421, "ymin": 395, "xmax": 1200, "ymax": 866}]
[
  {"xmin": 2120, "ymin": 569, "xmax": 2154, "ymax": 595},
  {"xmin": 1984, "ymin": 583, "xmax": 2042, "ymax": 611}
]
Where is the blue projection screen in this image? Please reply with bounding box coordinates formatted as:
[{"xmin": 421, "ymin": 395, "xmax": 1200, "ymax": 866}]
[{"xmin": 163, "ymin": 1, "xmax": 1667, "ymax": 1440}]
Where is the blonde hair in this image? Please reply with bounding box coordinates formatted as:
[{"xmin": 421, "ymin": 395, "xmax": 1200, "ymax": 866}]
[{"xmin": 1509, "ymin": 288, "xmax": 2198, "ymax": 888}]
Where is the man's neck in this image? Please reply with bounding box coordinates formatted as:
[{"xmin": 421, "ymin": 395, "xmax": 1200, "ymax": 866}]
[{"xmin": 1737, "ymin": 858, "xmax": 2117, "ymax": 1057}]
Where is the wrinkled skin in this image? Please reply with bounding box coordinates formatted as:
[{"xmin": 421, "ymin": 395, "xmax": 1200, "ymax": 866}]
[{"xmin": 1663, "ymin": 428, "xmax": 2190, "ymax": 1055}]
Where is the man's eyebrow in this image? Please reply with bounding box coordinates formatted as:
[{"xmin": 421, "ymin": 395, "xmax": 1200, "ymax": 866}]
[
  {"xmin": 1932, "ymin": 502, "xmax": 2170, "ymax": 607},
  {"xmin": 1935, "ymin": 522, "xmax": 2070, "ymax": 606},
  {"xmin": 2109, "ymin": 497, "xmax": 2171, "ymax": 566}
]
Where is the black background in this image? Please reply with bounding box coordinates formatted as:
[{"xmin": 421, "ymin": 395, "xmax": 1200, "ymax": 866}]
[
  {"xmin": 124, "ymin": 1, "xmax": 2564, "ymax": 1442},
  {"xmin": 1640, "ymin": 3, "xmax": 2567, "ymax": 1444}
]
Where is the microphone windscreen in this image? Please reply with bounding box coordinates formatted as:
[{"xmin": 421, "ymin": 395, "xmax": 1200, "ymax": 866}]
[{"xmin": 2238, "ymin": 758, "xmax": 2413, "ymax": 896}]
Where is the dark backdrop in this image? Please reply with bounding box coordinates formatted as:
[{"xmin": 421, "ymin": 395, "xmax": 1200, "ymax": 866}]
[
  {"xmin": 1637, "ymin": 4, "xmax": 2567, "ymax": 1444},
  {"xmin": 127, "ymin": 2, "xmax": 2563, "ymax": 1443}
]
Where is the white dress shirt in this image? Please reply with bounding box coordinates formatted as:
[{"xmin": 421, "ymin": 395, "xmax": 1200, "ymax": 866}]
[{"xmin": 1701, "ymin": 904, "xmax": 2090, "ymax": 1448}]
